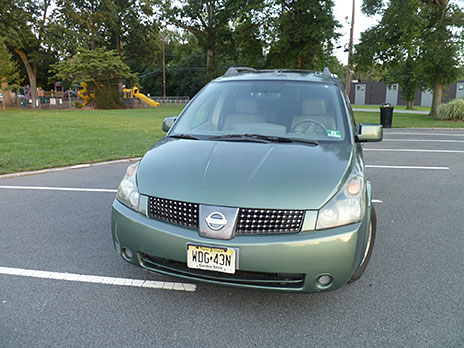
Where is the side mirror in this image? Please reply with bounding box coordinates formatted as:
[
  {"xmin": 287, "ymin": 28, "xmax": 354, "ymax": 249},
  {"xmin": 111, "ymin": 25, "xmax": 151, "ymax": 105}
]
[
  {"xmin": 162, "ymin": 117, "xmax": 177, "ymax": 132},
  {"xmin": 356, "ymin": 123, "xmax": 383, "ymax": 142}
]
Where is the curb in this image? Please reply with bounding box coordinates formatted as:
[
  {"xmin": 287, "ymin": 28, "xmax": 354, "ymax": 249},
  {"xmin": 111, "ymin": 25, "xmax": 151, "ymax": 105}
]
[{"xmin": 0, "ymin": 157, "xmax": 141, "ymax": 180}]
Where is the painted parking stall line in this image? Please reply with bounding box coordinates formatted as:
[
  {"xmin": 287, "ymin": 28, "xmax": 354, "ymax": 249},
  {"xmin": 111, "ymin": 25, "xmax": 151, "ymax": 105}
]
[
  {"xmin": 364, "ymin": 149, "xmax": 464, "ymax": 154},
  {"xmin": 383, "ymin": 139, "xmax": 464, "ymax": 144},
  {"xmin": 0, "ymin": 266, "xmax": 196, "ymax": 292},
  {"xmin": 383, "ymin": 132, "xmax": 464, "ymax": 137},
  {"xmin": 366, "ymin": 165, "xmax": 449, "ymax": 170}
]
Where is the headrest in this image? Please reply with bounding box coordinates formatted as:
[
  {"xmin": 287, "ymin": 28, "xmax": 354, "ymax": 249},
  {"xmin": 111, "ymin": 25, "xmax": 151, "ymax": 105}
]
[
  {"xmin": 302, "ymin": 99, "xmax": 326, "ymax": 115},
  {"xmin": 235, "ymin": 99, "xmax": 258, "ymax": 114}
]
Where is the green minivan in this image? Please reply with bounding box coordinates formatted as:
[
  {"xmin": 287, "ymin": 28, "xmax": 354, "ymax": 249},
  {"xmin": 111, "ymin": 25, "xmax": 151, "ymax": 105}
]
[{"xmin": 112, "ymin": 68, "xmax": 383, "ymax": 292}]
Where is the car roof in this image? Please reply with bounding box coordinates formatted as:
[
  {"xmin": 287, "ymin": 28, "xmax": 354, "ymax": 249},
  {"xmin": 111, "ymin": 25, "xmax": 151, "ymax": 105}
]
[{"xmin": 214, "ymin": 68, "xmax": 339, "ymax": 84}]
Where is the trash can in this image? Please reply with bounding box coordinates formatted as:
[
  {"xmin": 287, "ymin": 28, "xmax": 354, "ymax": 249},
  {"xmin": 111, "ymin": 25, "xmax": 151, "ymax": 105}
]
[{"xmin": 380, "ymin": 103, "xmax": 394, "ymax": 128}]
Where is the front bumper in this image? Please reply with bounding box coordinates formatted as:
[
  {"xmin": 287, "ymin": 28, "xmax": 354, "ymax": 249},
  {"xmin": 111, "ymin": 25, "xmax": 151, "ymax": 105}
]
[{"xmin": 112, "ymin": 200, "xmax": 371, "ymax": 293}]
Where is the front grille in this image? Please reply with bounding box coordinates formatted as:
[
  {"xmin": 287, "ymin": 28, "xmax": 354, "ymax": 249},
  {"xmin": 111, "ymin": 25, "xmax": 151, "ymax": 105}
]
[
  {"xmin": 147, "ymin": 196, "xmax": 304, "ymax": 234},
  {"xmin": 148, "ymin": 196, "xmax": 199, "ymax": 229},
  {"xmin": 140, "ymin": 254, "xmax": 305, "ymax": 290},
  {"xmin": 236, "ymin": 208, "xmax": 304, "ymax": 234}
]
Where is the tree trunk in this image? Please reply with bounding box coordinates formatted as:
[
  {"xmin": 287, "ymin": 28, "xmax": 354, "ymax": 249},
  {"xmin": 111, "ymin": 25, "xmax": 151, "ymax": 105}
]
[
  {"xmin": 14, "ymin": 48, "xmax": 39, "ymax": 109},
  {"xmin": 206, "ymin": 48, "xmax": 214, "ymax": 79},
  {"xmin": 406, "ymin": 99, "xmax": 414, "ymax": 110},
  {"xmin": 116, "ymin": 34, "xmax": 122, "ymax": 57},
  {"xmin": 1, "ymin": 79, "xmax": 11, "ymax": 110},
  {"xmin": 297, "ymin": 56, "xmax": 302, "ymax": 69},
  {"xmin": 430, "ymin": 77, "xmax": 443, "ymax": 118}
]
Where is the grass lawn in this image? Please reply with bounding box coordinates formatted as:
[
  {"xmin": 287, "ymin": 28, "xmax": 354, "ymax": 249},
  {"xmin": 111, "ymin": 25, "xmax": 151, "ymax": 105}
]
[
  {"xmin": 1, "ymin": 107, "xmax": 463, "ymax": 174},
  {"xmin": 0, "ymin": 107, "xmax": 184, "ymax": 174},
  {"xmin": 353, "ymin": 105, "xmax": 431, "ymax": 112}
]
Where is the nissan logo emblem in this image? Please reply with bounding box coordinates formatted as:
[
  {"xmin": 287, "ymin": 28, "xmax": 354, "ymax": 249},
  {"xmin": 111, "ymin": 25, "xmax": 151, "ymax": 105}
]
[{"xmin": 205, "ymin": 212, "xmax": 227, "ymax": 231}]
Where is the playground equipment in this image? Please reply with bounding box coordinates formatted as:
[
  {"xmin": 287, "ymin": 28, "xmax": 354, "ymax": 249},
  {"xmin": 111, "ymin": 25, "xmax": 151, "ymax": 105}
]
[
  {"xmin": 123, "ymin": 87, "xmax": 160, "ymax": 107},
  {"xmin": 78, "ymin": 82, "xmax": 93, "ymax": 106}
]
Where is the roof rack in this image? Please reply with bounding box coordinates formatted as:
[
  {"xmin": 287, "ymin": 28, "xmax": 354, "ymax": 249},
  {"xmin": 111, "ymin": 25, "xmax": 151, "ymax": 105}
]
[{"xmin": 224, "ymin": 67, "xmax": 257, "ymax": 76}]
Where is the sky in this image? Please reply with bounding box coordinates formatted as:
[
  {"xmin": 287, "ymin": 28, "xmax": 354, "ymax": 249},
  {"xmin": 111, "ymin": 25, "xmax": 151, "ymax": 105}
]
[{"xmin": 332, "ymin": 0, "xmax": 381, "ymax": 64}]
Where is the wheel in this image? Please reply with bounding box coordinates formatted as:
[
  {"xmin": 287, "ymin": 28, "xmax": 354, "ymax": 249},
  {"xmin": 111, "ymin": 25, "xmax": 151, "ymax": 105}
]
[
  {"xmin": 349, "ymin": 205, "xmax": 377, "ymax": 282},
  {"xmin": 291, "ymin": 119, "xmax": 327, "ymax": 135}
]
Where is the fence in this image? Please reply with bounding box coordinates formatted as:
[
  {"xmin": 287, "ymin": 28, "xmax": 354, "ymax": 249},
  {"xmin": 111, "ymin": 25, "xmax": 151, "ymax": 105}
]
[
  {"xmin": 121, "ymin": 96, "xmax": 189, "ymax": 109},
  {"xmin": 1, "ymin": 95, "xmax": 189, "ymax": 110},
  {"xmin": 1, "ymin": 96, "xmax": 79, "ymax": 109}
]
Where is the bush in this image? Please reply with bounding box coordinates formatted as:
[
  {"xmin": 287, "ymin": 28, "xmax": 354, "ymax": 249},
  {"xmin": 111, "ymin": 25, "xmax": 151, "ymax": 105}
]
[
  {"xmin": 437, "ymin": 98, "xmax": 464, "ymax": 120},
  {"xmin": 74, "ymin": 101, "xmax": 82, "ymax": 109},
  {"xmin": 93, "ymin": 86, "xmax": 125, "ymax": 109}
]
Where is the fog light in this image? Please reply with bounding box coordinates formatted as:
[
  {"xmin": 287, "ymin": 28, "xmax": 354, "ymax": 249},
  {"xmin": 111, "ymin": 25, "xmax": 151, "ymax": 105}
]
[
  {"xmin": 122, "ymin": 248, "xmax": 133, "ymax": 260},
  {"xmin": 317, "ymin": 274, "xmax": 333, "ymax": 287}
]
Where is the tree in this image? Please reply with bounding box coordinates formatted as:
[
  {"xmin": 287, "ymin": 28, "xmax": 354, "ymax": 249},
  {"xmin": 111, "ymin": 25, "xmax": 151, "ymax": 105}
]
[
  {"xmin": 138, "ymin": 31, "xmax": 207, "ymax": 98},
  {"xmin": 162, "ymin": 0, "xmax": 257, "ymax": 78},
  {"xmin": 0, "ymin": 39, "xmax": 21, "ymax": 110},
  {"xmin": 356, "ymin": 0, "xmax": 464, "ymax": 116},
  {"xmin": 265, "ymin": 0, "xmax": 340, "ymax": 70},
  {"xmin": 0, "ymin": 0, "xmax": 52, "ymax": 108},
  {"xmin": 51, "ymin": 48, "xmax": 137, "ymax": 109},
  {"xmin": 52, "ymin": 0, "xmax": 160, "ymax": 65}
]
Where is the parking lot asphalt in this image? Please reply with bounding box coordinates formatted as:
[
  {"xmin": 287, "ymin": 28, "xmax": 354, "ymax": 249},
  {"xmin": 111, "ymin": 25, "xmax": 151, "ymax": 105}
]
[{"xmin": 1, "ymin": 128, "xmax": 464, "ymax": 348}]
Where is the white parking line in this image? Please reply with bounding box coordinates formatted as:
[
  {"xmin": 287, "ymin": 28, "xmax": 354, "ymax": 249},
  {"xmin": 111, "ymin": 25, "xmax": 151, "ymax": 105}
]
[
  {"xmin": 364, "ymin": 149, "xmax": 464, "ymax": 154},
  {"xmin": 0, "ymin": 266, "xmax": 196, "ymax": 292},
  {"xmin": 372, "ymin": 199, "xmax": 383, "ymax": 203},
  {"xmin": 384, "ymin": 132, "xmax": 464, "ymax": 137},
  {"xmin": 366, "ymin": 165, "xmax": 449, "ymax": 170},
  {"xmin": 383, "ymin": 139, "xmax": 464, "ymax": 143},
  {"xmin": 0, "ymin": 185, "xmax": 117, "ymax": 193}
]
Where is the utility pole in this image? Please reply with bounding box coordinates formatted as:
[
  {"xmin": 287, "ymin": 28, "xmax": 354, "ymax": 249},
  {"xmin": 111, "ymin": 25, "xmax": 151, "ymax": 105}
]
[
  {"xmin": 162, "ymin": 37, "xmax": 166, "ymax": 98},
  {"xmin": 345, "ymin": 0, "xmax": 356, "ymax": 97}
]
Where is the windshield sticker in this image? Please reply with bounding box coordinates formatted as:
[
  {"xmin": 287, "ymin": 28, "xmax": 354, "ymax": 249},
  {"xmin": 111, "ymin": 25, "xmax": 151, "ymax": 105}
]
[{"xmin": 327, "ymin": 130, "xmax": 341, "ymax": 138}]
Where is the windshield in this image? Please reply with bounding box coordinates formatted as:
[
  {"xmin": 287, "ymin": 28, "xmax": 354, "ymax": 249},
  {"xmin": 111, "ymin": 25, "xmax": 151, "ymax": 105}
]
[{"xmin": 171, "ymin": 80, "xmax": 349, "ymax": 143}]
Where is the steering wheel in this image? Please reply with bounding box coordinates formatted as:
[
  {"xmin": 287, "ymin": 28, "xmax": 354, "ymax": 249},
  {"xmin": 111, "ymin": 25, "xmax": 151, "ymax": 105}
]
[{"xmin": 291, "ymin": 119, "xmax": 328, "ymax": 135}]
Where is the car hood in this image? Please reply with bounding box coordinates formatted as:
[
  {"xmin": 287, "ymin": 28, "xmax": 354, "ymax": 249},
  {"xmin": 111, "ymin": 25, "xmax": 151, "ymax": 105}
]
[{"xmin": 137, "ymin": 138, "xmax": 354, "ymax": 210}]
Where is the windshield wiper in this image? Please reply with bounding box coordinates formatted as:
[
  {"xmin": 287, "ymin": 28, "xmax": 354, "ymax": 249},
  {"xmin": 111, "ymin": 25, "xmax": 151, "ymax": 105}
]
[
  {"xmin": 208, "ymin": 134, "xmax": 318, "ymax": 145},
  {"xmin": 207, "ymin": 134, "xmax": 273, "ymax": 143},
  {"xmin": 168, "ymin": 134, "xmax": 200, "ymax": 140},
  {"xmin": 284, "ymin": 137, "xmax": 319, "ymax": 145}
]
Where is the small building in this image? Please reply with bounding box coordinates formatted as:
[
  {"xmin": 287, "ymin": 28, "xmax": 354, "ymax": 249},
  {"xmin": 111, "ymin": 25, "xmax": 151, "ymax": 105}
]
[{"xmin": 349, "ymin": 81, "xmax": 464, "ymax": 106}]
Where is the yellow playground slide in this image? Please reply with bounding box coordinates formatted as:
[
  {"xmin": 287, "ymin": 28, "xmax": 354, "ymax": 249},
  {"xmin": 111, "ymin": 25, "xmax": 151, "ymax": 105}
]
[
  {"xmin": 78, "ymin": 82, "xmax": 92, "ymax": 106},
  {"xmin": 124, "ymin": 87, "xmax": 160, "ymax": 107}
]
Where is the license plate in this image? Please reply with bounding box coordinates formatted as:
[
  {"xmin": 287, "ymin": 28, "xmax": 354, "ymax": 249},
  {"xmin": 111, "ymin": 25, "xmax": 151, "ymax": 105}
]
[{"xmin": 187, "ymin": 244, "xmax": 236, "ymax": 274}]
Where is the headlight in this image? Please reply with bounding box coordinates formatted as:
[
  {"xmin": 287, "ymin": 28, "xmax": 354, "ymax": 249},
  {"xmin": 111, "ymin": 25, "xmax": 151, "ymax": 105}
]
[
  {"xmin": 117, "ymin": 162, "xmax": 140, "ymax": 211},
  {"xmin": 316, "ymin": 174, "xmax": 366, "ymax": 229}
]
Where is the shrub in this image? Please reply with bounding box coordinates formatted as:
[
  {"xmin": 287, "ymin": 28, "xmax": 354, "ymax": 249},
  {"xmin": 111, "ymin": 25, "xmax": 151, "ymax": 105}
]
[
  {"xmin": 437, "ymin": 98, "xmax": 464, "ymax": 120},
  {"xmin": 74, "ymin": 101, "xmax": 82, "ymax": 109},
  {"xmin": 93, "ymin": 85, "xmax": 125, "ymax": 109}
]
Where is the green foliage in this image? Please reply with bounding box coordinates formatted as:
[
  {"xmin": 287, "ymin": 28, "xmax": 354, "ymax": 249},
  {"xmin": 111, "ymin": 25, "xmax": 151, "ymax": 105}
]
[
  {"xmin": 0, "ymin": 39, "xmax": 21, "ymax": 90},
  {"xmin": 136, "ymin": 31, "xmax": 207, "ymax": 98},
  {"xmin": 356, "ymin": 0, "xmax": 464, "ymax": 115},
  {"xmin": 163, "ymin": 0, "xmax": 263, "ymax": 76},
  {"xmin": 0, "ymin": 0, "xmax": 55, "ymax": 106},
  {"xmin": 93, "ymin": 85, "xmax": 125, "ymax": 109},
  {"xmin": 265, "ymin": 0, "xmax": 340, "ymax": 70},
  {"xmin": 437, "ymin": 98, "xmax": 464, "ymax": 120},
  {"xmin": 52, "ymin": 0, "xmax": 160, "ymax": 64},
  {"xmin": 51, "ymin": 48, "xmax": 136, "ymax": 109}
]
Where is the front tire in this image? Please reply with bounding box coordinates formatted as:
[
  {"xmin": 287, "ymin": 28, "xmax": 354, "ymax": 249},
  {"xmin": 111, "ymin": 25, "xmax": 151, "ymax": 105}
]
[{"xmin": 350, "ymin": 205, "xmax": 377, "ymax": 282}]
